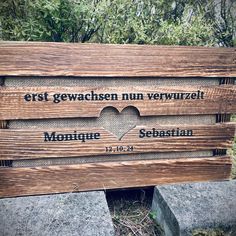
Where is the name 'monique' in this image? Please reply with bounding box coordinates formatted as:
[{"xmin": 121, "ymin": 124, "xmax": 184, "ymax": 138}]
[{"xmin": 44, "ymin": 131, "xmax": 101, "ymax": 142}]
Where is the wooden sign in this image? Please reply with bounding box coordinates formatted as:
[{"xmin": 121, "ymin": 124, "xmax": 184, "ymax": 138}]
[
  {"xmin": 0, "ymin": 42, "xmax": 235, "ymax": 198},
  {"xmin": 0, "ymin": 85, "xmax": 235, "ymax": 119}
]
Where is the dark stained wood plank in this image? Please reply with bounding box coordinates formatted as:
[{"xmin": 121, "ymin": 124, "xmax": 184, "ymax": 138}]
[
  {"xmin": 0, "ymin": 85, "xmax": 236, "ymax": 120},
  {"xmin": 0, "ymin": 42, "xmax": 235, "ymax": 77},
  {"xmin": 0, "ymin": 156, "xmax": 231, "ymax": 198},
  {"xmin": 0, "ymin": 123, "xmax": 235, "ymax": 160}
]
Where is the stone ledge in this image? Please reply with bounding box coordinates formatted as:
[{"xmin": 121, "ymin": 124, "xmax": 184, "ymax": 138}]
[
  {"xmin": 0, "ymin": 191, "xmax": 114, "ymax": 236},
  {"xmin": 151, "ymin": 181, "xmax": 236, "ymax": 236}
]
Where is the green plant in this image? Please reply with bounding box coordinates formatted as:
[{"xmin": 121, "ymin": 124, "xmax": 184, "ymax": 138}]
[
  {"xmin": 149, "ymin": 211, "xmax": 157, "ymax": 220},
  {"xmin": 0, "ymin": 0, "xmax": 107, "ymax": 42},
  {"xmin": 1, "ymin": 0, "xmax": 235, "ymax": 46}
]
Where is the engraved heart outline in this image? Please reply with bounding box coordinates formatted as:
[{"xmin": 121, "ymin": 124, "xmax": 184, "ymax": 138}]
[{"xmin": 98, "ymin": 106, "xmax": 140, "ymax": 140}]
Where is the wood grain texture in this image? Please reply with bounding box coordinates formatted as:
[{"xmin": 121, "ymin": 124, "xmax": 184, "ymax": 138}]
[
  {"xmin": 0, "ymin": 42, "xmax": 235, "ymax": 77},
  {"xmin": 0, "ymin": 123, "xmax": 235, "ymax": 160},
  {"xmin": 0, "ymin": 85, "xmax": 236, "ymax": 120},
  {"xmin": 0, "ymin": 156, "xmax": 231, "ymax": 198}
]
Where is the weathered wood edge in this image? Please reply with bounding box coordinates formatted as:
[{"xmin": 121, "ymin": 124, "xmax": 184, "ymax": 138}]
[
  {"xmin": 0, "ymin": 156, "xmax": 231, "ymax": 198},
  {"xmin": 0, "ymin": 78, "xmax": 10, "ymax": 167},
  {"xmin": 214, "ymin": 78, "xmax": 235, "ymax": 156},
  {"xmin": 0, "ymin": 42, "xmax": 235, "ymax": 77}
]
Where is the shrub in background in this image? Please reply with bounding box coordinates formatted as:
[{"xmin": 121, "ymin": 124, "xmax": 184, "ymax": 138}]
[{"xmin": 0, "ymin": 0, "xmax": 235, "ymax": 46}]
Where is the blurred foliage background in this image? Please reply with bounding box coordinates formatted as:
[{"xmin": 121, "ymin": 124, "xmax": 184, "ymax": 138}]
[{"xmin": 0, "ymin": 0, "xmax": 235, "ymax": 47}]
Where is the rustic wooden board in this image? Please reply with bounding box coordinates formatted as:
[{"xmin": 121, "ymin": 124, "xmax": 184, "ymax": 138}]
[
  {"xmin": 0, "ymin": 156, "xmax": 231, "ymax": 198},
  {"xmin": 0, "ymin": 42, "xmax": 235, "ymax": 77},
  {"xmin": 0, "ymin": 85, "xmax": 236, "ymax": 120},
  {"xmin": 0, "ymin": 123, "xmax": 235, "ymax": 160}
]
